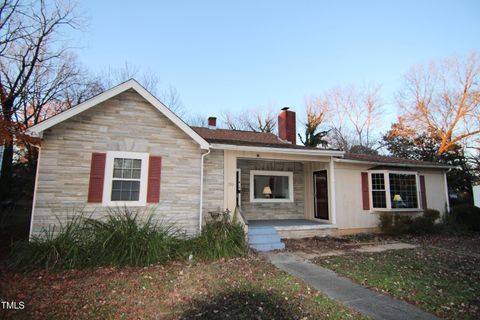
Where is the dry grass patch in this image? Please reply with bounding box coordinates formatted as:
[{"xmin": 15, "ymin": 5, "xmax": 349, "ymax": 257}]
[{"xmin": 1, "ymin": 256, "xmax": 366, "ymax": 320}]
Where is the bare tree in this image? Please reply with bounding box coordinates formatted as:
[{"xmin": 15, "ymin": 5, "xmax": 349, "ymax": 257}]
[
  {"xmin": 185, "ymin": 112, "xmax": 207, "ymax": 127},
  {"xmin": 221, "ymin": 106, "xmax": 277, "ymax": 133},
  {"xmin": 396, "ymin": 52, "xmax": 480, "ymax": 155},
  {"xmin": 98, "ymin": 62, "xmax": 185, "ymax": 116},
  {"xmin": 310, "ymin": 85, "xmax": 384, "ymax": 151},
  {"xmin": 0, "ymin": 0, "xmax": 80, "ymax": 187}
]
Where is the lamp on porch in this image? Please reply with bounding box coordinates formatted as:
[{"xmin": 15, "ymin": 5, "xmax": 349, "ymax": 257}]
[{"xmin": 262, "ymin": 186, "xmax": 272, "ymax": 198}]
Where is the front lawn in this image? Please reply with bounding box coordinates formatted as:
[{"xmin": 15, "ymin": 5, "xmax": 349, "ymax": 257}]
[
  {"xmin": 1, "ymin": 256, "xmax": 366, "ymax": 319},
  {"xmin": 314, "ymin": 246, "xmax": 480, "ymax": 319}
]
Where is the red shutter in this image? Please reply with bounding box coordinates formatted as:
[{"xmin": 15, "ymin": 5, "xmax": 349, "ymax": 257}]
[
  {"xmin": 88, "ymin": 152, "xmax": 106, "ymax": 203},
  {"xmin": 420, "ymin": 175, "xmax": 427, "ymax": 209},
  {"xmin": 361, "ymin": 172, "xmax": 370, "ymax": 210},
  {"xmin": 147, "ymin": 156, "xmax": 162, "ymax": 203}
]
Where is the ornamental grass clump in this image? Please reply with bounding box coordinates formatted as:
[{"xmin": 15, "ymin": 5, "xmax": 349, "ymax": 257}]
[
  {"xmin": 7, "ymin": 207, "xmax": 248, "ymax": 271},
  {"xmin": 7, "ymin": 207, "xmax": 181, "ymax": 270},
  {"xmin": 193, "ymin": 211, "xmax": 248, "ymax": 260}
]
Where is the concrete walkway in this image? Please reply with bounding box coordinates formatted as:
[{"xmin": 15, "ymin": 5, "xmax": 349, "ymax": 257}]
[{"xmin": 268, "ymin": 252, "xmax": 438, "ymax": 320}]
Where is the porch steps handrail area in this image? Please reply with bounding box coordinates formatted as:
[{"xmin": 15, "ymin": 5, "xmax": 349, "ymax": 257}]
[{"xmin": 248, "ymin": 225, "xmax": 285, "ymax": 252}]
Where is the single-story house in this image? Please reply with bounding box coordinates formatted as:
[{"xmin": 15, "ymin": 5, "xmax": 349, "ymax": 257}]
[{"xmin": 27, "ymin": 80, "xmax": 451, "ymax": 250}]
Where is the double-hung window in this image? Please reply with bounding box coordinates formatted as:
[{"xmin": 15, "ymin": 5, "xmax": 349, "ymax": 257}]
[
  {"xmin": 369, "ymin": 171, "xmax": 420, "ymax": 210},
  {"xmin": 103, "ymin": 151, "xmax": 149, "ymax": 206},
  {"xmin": 250, "ymin": 170, "xmax": 294, "ymax": 203}
]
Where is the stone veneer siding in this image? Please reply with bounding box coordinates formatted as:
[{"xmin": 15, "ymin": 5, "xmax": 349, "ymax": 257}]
[
  {"xmin": 237, "ymin": 159, "xmax": 305, "ymax": 220},
  {"xmin": 31, "ymin": 90, "xmax": 202, "ymax": 236},
  {"xmin": 202, "ymin": 149, "xmax": 224, "ymax": 217}
]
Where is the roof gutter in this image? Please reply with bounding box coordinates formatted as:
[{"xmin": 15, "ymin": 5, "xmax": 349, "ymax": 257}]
[
  {"xmin": 333, "ymin": 158, "xmax": 454, "ymax": 169},
  {"xmin": 210, "ymin": 143, "xmax": 345, "ymax": 157},
  {"xmin": 199, "ymin": 148, "xmax": 211, "ymax": 233}
]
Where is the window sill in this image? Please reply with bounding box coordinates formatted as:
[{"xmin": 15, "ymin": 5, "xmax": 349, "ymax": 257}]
[
  {"xmin": 371, "ymin": 208, "xmax": 423, "ymax": 213},
  {"xmin": 250, "ymin": 199, "xmax": 294, "ymax": 203},
  {"xmin": 103, "ymin": 201, "xmax": 147, "ymax": 207}
]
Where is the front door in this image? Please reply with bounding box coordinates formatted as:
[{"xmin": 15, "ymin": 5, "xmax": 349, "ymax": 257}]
[
  {"xmin": 236, "ymin": 169, "xmax": 241, "ymax": 207},
  {"xmin": 314, "ymin": 170, "xmax": 329, "ymax": 220}
]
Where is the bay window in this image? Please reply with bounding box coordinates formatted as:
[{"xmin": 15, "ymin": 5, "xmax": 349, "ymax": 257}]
[{"xmin": 370, "ymin": 171, "xmax": 420, "ymax": 210}]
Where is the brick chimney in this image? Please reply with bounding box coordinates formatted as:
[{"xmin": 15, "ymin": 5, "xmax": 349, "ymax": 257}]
[
  {"xmin": 208, "ymin": 117, "xmax": 217, "ymax": 130},
  {"xmin": 278, "ymin": 107, "xmax": 296, "ymax": 144}
]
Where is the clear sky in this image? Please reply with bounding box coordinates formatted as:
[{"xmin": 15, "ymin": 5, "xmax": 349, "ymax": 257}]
[{"xmin": 73, "ymin": 0, "xmax": 480, "ymax": 126}]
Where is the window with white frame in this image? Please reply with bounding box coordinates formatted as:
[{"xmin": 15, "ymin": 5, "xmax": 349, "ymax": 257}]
[
  {"xmin": 103, "ymin": 151, "xmax": 149, "ymax": 206},
  {"xmin": 250, "ymin": 170, "xmax": 294, "ymax": 203},
  {"xmin": 370, "ymin": 171, "xmax": 420, "ymax": 210}
]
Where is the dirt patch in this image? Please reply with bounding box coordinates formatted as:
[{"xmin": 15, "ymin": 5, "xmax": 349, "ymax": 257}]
[{"xmin": 283, "ymin": 234, "xmax": 396, "ymax": 255}]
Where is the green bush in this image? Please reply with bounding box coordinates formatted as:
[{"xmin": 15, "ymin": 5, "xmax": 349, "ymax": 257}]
[
  {"xmin": 7, "ymin": 207, "xmax": 247, "ymax": 271},
  {"xmin": 446, "ymin": 204, "xmax": 480, "ymax": 232},
  {"xmin": 379, "ymin": 209, "xmax": 440, "ymax": 235}
]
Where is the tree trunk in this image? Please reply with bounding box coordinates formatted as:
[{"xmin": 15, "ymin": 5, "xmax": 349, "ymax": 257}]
[{"xmin": 0, "ymin": 141, "xmax": 14, "ymax": 198}]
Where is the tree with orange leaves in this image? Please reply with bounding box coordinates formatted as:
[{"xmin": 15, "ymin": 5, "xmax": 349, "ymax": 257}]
[{"xmin": 396, "ymin": 52, "xmax": 480, "ymax": 156}]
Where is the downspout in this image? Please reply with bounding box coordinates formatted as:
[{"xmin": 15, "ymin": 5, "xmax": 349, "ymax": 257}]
[
  {"xmin": 28, "ymin": 144, "xmax": 42, "ymax": 241},
  {"xmin": 444, "ymin": 168, "xmax": 452, "ymax": 214},
  {"xmin": 199, "ymin": 148, "xmax": 211, "ymax": 233}
]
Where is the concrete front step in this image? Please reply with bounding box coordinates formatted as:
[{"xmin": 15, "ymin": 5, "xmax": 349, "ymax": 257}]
[
  {"xmin": 248, "ymin": 226, "xmax": 285, "ymax": 252},
  {"xmin": 248, "ymin": 226, "xmax": 280, "ymax": 236},
  {"xmin": 250, "ymin": 242, "xmax": 285, "ymax": 252}
]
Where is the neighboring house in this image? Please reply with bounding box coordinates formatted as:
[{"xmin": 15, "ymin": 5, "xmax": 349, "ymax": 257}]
[
  {"xmin": 27, "ymin": 80, "xmax": 451, "ymax": 249},
  {"xmin": 474, "ymin": 185, "xmax": 480, "ymax": 208}
]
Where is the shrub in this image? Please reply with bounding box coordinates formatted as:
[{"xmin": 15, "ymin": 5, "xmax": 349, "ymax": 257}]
[
  {"xmin": 379, "ymin": 209, "xmax": 440, "ymax": 235},
  {"xmin": 7, "ymin": 207, "xmax": 248, "ymax": 271},
  {"xmin": 7, "ymin": 207, "xmax": 180, "ymax": 270},
  {"xmin": 447, "ymin": 204, "xmax": 480, "ymax": 232}
]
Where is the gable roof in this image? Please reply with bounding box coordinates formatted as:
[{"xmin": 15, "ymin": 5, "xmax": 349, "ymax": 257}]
[
  {"xmin": 338, "ymin": 153, "xmax": 452, "ymax": 169},
  {"xmin": 27, "ymin": 79, "xmax": 210, "ymax": 150}
]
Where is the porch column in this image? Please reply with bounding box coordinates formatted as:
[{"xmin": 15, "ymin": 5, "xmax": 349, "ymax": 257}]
[
  {"xmin": 329, "ymin": 157, "xmax": 337, "ymax": 225},
  {"xmin": 223, "ymin": 150, "xmax": 237, "ymax": 211}
]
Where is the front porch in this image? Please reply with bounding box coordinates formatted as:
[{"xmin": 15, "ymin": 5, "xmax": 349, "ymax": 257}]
[{"xmin": 249, "ymin": 218, "xmax": 332, "ymax": 229}]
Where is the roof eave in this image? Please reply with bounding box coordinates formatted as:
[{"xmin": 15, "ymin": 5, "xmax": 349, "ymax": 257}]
[
  {"xmin": 210, "ymin": 143, "xmax": 345, "ymax": 156},
  {"xmin": 334, "ymin": 158, "xmax": 454, "ymax": 169}
]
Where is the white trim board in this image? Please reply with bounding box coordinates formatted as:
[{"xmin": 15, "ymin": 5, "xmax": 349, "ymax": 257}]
[
  {"xmin": 27, "ymin": 79, "xmax": 210, "ymax": 150},
  {"xmin": 249, "ymin": 170, "xmax": 294, "ymax": 203},
  {"xmin": 210, "ymin": 143, "xmax": 345, "ymax": 157}
]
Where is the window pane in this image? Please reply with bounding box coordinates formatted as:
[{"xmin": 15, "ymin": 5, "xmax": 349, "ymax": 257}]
[
  {"xmin": 113, "ymin": 158, "xmax": 123, "ymax": 169},
  {"xmin": 131, "ymin": 181, "xmax": 140, "ymax": 191},
  {"xmin": 112, "ymin": 180, "xmax": 122, "ymax": 191},
  {"xmin": 253, "ymin": 174, "xmax": 290, "ymax": 199},
  {"xmin": 122, "ymin": 168, "xmax": 133, "ymax": 179},
  {"xmin": 133, "ymin": 159, "xmax": 142, "ymax": 169},
  {"xmin": 371, "ymin": 173, "xmax": 385, "ymax": 190},
  {"xmin": 132, "ymin": 169, "xmax": 141, "ymax": 179},
  {"xmin": 111, "ymin": 191, "xmax": 121, "ymax": 201},
  {"xmin": 113, "ymin": 169, "xmax": 122, "ymax": 178},
  {"xmin": 110, "ymin": 180, "xmax": 140, "ymax": 201},
  {"xmin": 372, "ymin": 191, "xmax": 387, "ymax": 208},
  {"xmin": 389, "ymin": 173, "xmax": 418, "ymax": 209},
  {"xmin": 124, "ymin": 159, "xmax": 133, "ymax": 169}
]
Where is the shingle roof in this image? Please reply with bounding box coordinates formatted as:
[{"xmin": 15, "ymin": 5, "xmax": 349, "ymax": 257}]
[
  {"xmin": 191, "ymin": 127, "xmax": 286, "ymax": 145},
  {"xmin": 191, "ymin": 127, "xmax": 340, "ymax": 151},
  {"xmin": 343, "ymin": 153, "xmax": 449, "ymax": 167},
  {"xmin": 191, "ymin": 126, "xmax": 450, "ymax": 168}
]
